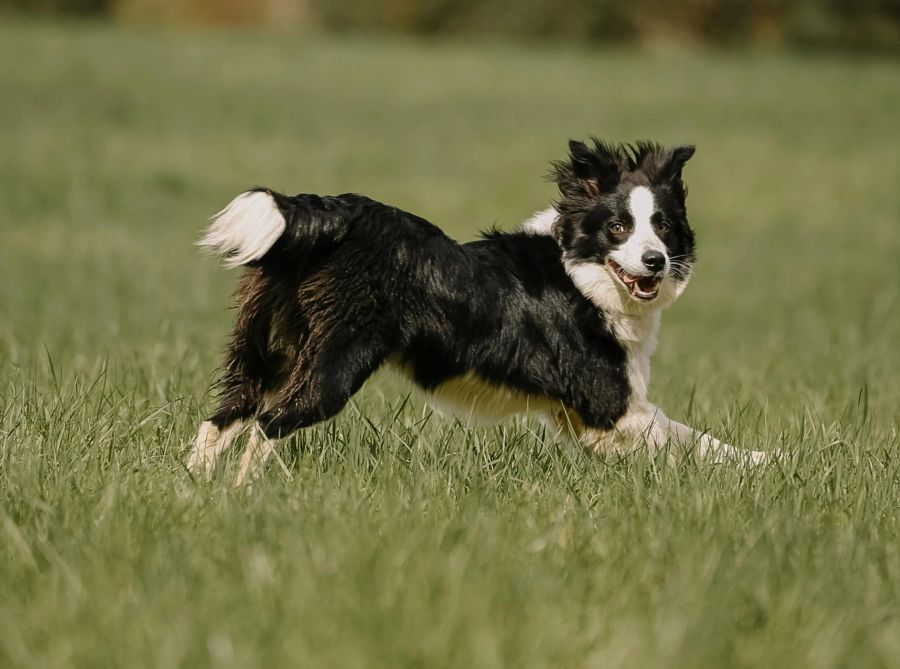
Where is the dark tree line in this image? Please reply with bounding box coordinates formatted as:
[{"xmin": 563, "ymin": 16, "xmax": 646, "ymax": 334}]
[{"xmin": 4, "ymin": 0, "xmax": 899, "ymax": 52}]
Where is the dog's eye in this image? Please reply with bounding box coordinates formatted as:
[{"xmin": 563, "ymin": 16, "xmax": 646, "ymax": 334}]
[
  {"xmin": 656, "ymin": 220, "xmax": 670, "ymax": 232},
  {"xmin": 609, "ymin": 222, "xmax": 625, "ymax": 234}
]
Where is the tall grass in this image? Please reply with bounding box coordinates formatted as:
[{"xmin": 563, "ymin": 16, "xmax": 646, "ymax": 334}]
[{"xmin": 1, "ymin": 20, "xmax": 899, "ymax": 668}]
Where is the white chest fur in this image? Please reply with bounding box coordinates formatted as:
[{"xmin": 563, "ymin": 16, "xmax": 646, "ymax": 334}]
[{"xmin": 605, "ymin": 309, "xmax": 661, "ymax": 410}]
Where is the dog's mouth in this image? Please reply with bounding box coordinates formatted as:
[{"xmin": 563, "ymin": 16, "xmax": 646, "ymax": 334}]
[{"xmin": 608, "ymin": 260, "xmax": 663, "ymax": 301}]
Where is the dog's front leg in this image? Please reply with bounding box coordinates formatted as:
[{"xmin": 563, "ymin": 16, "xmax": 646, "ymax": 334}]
[
  {"xmin": 655, "ymin": 411, "xmax": 770, "ymax": 464},
  {"xmin": 577, "ymin": 404, "xmax": 770, "ymax": 464}
]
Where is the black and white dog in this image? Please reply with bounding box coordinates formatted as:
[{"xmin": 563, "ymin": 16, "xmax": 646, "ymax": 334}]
[{"xmin": 187, "ymin": 139, "xmax": 769, "ymax": 484}]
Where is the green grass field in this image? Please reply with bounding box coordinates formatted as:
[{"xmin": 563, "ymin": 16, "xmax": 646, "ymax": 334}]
[{"xmin": 2, "ymin": 19, "xmax": 900, "ymax": 668}]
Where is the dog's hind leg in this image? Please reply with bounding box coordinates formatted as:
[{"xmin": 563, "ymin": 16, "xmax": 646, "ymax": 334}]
[
  {"xmin": 231, "ymin": 332, "xmax": 391, "ymax": 484},
  {"xmin": 187, "ymin": 376, "xmax": 260, "ymax": 478},
  {"xmin": 187, "ymin": 269, "xmax": 278, "ymax": 478},
  {"xmin": 188, "ymin": 371, "xmax": 265, "ymax": 478},
  {"xmin": 187, "ymin": 419, "xmax": 248, "ymax": 477},
  {"xmin": 233, "ymin": 423, "xmax": 283, "ymax": 487},
  {"xmin": 262, "ymin": 342, "xmax": 389, "ymax": 438}
]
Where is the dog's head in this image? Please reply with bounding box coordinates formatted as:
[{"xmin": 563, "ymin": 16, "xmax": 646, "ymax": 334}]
[{"xmin": 552, "ymin": 139, "xmax": 696, "ymax": 313}]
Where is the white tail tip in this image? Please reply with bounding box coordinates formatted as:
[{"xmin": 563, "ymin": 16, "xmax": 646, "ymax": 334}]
[{"xmin": 199, "ymin": 191, "xmax": 286, "ymax": 268}]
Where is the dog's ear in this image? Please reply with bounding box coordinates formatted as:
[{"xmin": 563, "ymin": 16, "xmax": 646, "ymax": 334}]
[
  {"xmin": 568, "ymin": 140, "xmax": 597, "ymax": 181},
  {"xmin": 563, "ymin": 139, "xmax": 620, "ymax": 197},
  {"xmin": 662, "ymin": 145, "xmax": 695, "ymax": 183}
]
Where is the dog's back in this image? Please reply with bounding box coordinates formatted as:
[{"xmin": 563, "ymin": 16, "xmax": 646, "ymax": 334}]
[{"xmin": 200, "ymin": 190, "xmax": 445, "ymax": 269}]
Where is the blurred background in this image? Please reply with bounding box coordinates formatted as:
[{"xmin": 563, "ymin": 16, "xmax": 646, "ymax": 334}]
[{"xmin": 2, "ymin": 0, "xmax": 899, "ymax": 51}]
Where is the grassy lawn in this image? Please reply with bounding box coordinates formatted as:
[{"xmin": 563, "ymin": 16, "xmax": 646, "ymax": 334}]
[{"xmin": 1, "ymin": 19, "xmax": 899, "ymax": 668}]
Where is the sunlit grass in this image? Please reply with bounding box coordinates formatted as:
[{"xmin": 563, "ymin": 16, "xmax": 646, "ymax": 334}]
[{"xmin": 1, "ymin": 19, "xmax": 899, "ymax": 669}]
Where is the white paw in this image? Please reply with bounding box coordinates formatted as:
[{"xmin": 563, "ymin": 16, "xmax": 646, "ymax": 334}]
[
  {"xmin": 742, "ymin": 448, "xmax": 782, "ymax": 466},
  {"xmin": 186, "ymin": 452, "xmax": 215, "ymax": 478},
  {"xmin": 186, "ymin": 420, "xmax": 221, "ymax": 478},
  {"xmin": 746, "ymin": 450, "xmax": 769, "ymax": 465}
]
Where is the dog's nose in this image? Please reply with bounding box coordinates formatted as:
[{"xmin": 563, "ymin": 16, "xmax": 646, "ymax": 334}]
[{"xmin": 641, "ymin": 250, "xmax": 666, "ymax": 273}]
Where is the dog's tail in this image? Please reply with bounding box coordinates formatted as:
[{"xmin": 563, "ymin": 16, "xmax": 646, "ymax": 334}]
[
  {"xmin": 200, "ymin": 188, "xmax": 355, "ymax": 269},
  {"xmin": 199, "ymin": 189, "xmax": 288, "ymax": 268}
]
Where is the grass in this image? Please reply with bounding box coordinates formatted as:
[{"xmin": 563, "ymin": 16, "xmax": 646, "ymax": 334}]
[{"xmin": 1, "ymin": 18, "xmax": 900, "ymax": 668}]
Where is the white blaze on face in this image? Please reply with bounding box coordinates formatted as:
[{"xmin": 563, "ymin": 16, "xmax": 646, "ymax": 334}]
[{"xmin": 610, "ymin": 186, "xmax": 667, "ymax": 274}]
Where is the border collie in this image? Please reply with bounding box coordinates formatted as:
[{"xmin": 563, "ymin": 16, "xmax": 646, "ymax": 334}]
[{"xmin": 187, "ymin": 139, "xmax": 769, "ymax": 485}]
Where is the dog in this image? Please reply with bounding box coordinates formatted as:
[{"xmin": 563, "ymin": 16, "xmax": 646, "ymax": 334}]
[{"xmin": 187, "ymin": 139, "xmax": 770, "ymax": 485}]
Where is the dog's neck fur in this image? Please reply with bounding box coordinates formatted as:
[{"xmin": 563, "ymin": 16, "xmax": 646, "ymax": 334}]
[{"xmin": 608, "ymin": 309, "xmax": 660, "ymax": 409}]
